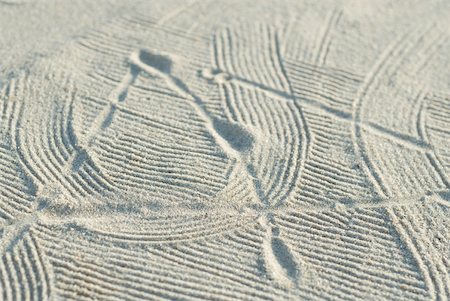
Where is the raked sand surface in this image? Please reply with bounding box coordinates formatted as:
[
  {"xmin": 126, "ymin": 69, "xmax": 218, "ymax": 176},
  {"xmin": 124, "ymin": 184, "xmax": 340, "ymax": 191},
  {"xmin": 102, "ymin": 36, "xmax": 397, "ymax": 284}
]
[{"xmin": 1, "ymin": 0, "xmax": 450, "ymax": 300}]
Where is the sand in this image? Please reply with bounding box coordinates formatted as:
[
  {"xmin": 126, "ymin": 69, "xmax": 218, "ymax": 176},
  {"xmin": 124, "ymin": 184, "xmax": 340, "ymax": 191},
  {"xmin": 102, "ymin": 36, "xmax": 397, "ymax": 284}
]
[{"xmin": 0, "ymin": 0, "xmax": 450, "ymax": 300}]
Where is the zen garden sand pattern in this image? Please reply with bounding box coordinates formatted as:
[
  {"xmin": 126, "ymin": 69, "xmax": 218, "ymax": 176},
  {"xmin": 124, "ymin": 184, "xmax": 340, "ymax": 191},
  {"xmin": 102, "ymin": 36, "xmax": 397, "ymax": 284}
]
[{"xmin": 0, "ymin": 0, "xmax": 450, "ymax": 300}]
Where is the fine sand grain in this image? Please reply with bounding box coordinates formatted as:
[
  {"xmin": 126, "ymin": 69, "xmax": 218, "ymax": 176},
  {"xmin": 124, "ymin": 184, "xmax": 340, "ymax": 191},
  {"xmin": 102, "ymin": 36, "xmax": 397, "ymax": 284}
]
[{"xmin": 1, "ymin": 1, "xmax": 450, "ymax": 300}]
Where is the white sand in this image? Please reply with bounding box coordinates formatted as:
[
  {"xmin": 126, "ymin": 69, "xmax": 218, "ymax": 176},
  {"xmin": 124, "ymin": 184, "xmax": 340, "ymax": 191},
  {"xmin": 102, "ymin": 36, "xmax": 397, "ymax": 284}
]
[{"xmin": 1, "ymin": 0, "xmax": 450, "ymax": 300}]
